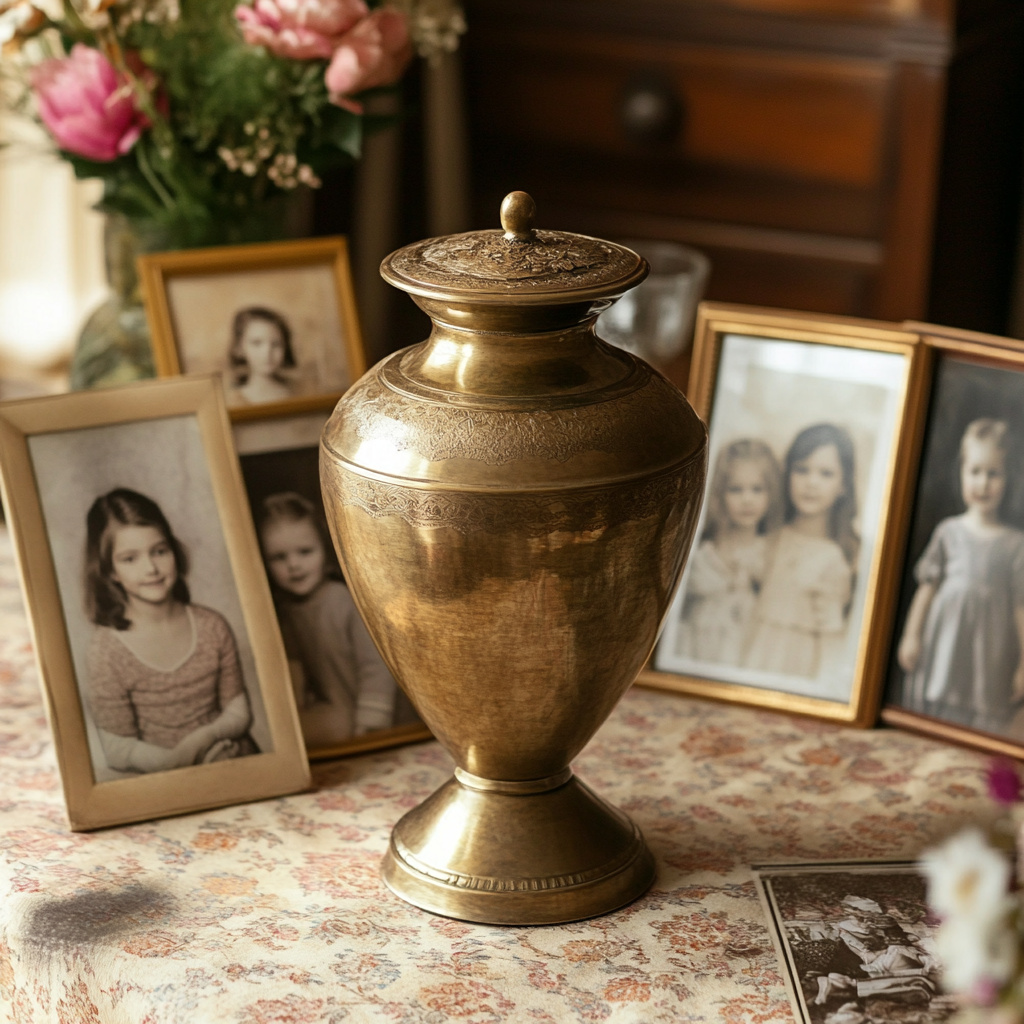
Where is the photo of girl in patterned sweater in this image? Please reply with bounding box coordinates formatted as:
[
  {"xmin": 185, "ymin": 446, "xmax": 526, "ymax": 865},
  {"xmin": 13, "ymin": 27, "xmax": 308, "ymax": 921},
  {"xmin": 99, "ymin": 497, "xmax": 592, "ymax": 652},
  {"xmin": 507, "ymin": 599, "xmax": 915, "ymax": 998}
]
[{"xmin": 84, "ymin": 488, "xmax": 256, "ymax": 774}]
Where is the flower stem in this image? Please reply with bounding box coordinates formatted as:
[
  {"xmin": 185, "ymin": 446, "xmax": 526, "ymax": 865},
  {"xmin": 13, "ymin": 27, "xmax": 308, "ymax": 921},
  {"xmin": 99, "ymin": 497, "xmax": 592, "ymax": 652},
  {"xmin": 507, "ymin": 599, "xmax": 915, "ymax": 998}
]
[{"xmin": 135, "ymin": 141, "xmax": 175, "ymax": 211}]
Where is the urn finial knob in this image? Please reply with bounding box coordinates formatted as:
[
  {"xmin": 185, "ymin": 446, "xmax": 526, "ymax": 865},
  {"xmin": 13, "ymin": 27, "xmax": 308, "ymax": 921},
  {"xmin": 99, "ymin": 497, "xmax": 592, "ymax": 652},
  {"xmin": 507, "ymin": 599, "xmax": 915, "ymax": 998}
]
[{"xmin": 501, "ymin": 191, "xmax": 537, "ymax": 241}]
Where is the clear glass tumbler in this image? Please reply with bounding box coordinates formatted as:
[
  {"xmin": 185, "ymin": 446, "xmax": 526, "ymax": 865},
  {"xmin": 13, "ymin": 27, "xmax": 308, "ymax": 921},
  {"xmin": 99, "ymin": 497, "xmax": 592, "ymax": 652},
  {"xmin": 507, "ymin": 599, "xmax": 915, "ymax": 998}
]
[{"xmin": 596, "ymin": 240, "xmax": 710, "ymax": 365}]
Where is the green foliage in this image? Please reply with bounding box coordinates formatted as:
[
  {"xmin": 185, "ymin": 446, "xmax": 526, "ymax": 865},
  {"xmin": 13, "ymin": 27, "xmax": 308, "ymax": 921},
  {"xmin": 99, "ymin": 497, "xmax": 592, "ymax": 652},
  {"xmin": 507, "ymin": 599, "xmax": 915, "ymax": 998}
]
[{"xmin": 55, "ymin": 0, "xmax": 392, "ymax": 248}]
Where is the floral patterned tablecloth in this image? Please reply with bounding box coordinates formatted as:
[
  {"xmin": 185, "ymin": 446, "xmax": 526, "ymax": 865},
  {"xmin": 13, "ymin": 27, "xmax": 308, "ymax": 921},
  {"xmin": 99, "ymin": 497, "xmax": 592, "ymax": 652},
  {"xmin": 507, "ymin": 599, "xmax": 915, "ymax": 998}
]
[{"xmin": 0, "ymin": 527, "xmax": 994, "ymax": 1024}]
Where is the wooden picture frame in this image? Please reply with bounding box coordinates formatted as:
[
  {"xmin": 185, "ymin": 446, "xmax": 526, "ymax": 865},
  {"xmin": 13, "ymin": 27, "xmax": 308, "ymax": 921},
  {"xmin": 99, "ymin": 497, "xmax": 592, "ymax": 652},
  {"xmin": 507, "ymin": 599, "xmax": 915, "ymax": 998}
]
[
  {"xmin": 882, "ymin": 332, "xmax": 1024, "ymax": 758},
  {"xmin": 233, "ymin": 410, "xmax": 433, "ymax": 762},
  {"xmin": 639, "ymin": 303, "xmax": 928, "ymax": 726},
  {"xmin": 0, "ymin": 376, "xmax": 310, "ymax": 830},
  {"xmin": 139, "ymin": 237, "xmax": 368, "ymax": 422}
]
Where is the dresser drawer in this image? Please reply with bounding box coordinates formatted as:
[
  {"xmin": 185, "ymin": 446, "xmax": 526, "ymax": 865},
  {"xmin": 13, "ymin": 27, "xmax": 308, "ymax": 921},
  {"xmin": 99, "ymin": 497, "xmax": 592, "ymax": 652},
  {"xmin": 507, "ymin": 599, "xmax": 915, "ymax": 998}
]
[{"xmin": 470, "ymin": 30, "xmax": 893, "ymax": 191}]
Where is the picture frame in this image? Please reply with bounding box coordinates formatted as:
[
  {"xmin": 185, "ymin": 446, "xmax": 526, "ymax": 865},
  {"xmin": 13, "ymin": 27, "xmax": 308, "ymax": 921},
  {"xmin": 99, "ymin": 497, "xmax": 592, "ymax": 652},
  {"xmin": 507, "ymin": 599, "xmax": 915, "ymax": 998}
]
[
  {"xmin": 0, "ymin": 376, "xmax": 310, "ymax": 830},
  {"xmin": 139, "ymin": 236, "xmax": 367, "ymax": 422},
  {"xmin": 639, "ymin": 303, "xmax": 928, "ymax": 726},
  {"xmin": 233, "ymin": 410, "xmax": 433, "ymax": 762},
  {"xmin": 751, "ymin": 860, "xmax": 951, "ymax": 1024},
  {"xmin": 881, "ymin": 332, "xmax": 1024, "ymax": 758}
]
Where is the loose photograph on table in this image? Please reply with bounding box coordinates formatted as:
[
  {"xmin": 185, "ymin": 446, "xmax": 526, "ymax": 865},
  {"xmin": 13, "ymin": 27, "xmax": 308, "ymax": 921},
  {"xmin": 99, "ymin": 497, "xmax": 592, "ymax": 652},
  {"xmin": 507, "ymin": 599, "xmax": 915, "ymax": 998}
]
[
  {"xmin": 0, "ymin": 378, "xmax": 308, "ymax": 829},
  {"xmin": 139, "ymin": 237, "xmax": 366, "ymax": 419},
  {"xmin": 753, "ymin": 861, "xmax": 953, "ymax": 1024},
  {"xmin": 883, "ymin": 344, "xmax": 1024, "ymax": 755},
  {"xmin": 643, "ymin": 307, "xmax": 924, "ymax": 725},
  {"xmin": 234, "ymin": 413, "xmax": 429, "ymax": 760}
]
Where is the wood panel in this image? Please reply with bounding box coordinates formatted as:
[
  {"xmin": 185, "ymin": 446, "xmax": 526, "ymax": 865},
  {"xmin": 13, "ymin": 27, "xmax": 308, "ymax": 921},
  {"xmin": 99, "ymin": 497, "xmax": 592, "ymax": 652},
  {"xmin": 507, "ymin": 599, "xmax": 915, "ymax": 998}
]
[{"xmin": 473, "ymin": 31, "xmax": 892, "ymax": 189}]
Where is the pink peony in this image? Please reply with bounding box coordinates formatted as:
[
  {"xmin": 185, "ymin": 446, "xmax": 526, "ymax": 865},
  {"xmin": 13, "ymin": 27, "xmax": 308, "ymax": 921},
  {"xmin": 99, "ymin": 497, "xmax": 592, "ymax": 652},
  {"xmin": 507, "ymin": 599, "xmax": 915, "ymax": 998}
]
[
  {"xmin": 31, "ymin": 44, "xmax": 148, "ymax": 162},
  {"xmin": 325, "ymin": 7, "xmax": 411, "ymax": 113},
  {"xmin": 234, "ymin": 0, "xmax": 369, "ymax": 60}
]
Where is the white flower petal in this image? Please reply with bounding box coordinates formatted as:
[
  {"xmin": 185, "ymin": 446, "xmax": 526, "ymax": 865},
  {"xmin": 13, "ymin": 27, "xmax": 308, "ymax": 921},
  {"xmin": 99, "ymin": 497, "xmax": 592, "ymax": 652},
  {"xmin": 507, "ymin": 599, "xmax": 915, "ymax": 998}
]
[{"xmin": 921, "ymin": 828, "xmax": 1013, "ymax": 924}]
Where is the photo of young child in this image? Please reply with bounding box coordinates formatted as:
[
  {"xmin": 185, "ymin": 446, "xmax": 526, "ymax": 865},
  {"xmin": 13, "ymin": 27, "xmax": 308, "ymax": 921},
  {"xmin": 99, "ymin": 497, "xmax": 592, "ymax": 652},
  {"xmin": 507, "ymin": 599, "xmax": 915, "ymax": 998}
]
[
  {"xmin": 675, "ymin": 439, "xmax": 783, "ymax": 665},
  {"xmin": 162, "ymin": 257, "xmax": 355, "ymax": 407},
  {"xmin": 884, "ymin": 351, "xmax": 1024, "ymax": 742},
  {"xmin": 84, "ymin": 488, "xmax": 257, "ymax": 774},
  {"xmin": 236, "ymin": 435, "xmax": 423, "ymax": 755},
  {"xmin": 226, "ymin": 306, "xmax": 297, "ymax": 407},
  {"xmin": 256, "ymin": 492, "xmax": 400, "ymax": 750},
  {"xmin": 656, "ymin": 333, "xmax": 908, "ymax": 706},
  {"xmin": 745, "ymin": 424, "xmax": 858, "ymax": 680}
]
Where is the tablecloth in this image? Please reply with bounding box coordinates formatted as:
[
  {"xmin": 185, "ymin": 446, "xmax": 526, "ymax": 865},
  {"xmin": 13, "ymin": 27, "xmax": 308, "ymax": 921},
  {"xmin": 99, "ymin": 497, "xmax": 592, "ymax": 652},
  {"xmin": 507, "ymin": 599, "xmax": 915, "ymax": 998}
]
[{"xmin": 0, "ymin": 526, "xmax": 995, "ymax": 1024}]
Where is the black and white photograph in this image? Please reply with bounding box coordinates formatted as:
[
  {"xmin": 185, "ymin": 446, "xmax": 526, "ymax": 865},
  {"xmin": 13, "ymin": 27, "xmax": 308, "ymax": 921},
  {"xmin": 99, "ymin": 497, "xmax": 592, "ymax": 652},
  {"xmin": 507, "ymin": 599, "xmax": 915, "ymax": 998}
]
[
  {"xmin": 885, "ymin": 353, "xmax": 1024, "ymax": 746},
  {"xmin": 140, "ymin": 237, "xmax": 367, "ymax": 416},
  {"xmin": 754, "ymin": 862, "xmax": 955, "ymax": 1024},
  {"xmin": 655, "ymin": 333, "xmax": 909, "ymax": 707},
  {"xmin": 30, "ymin": 415, "xmax": 272, "ymax": 781},
  {"xmin": 235, "ymin": 415, "xmax": 426, "ymax": 759}
]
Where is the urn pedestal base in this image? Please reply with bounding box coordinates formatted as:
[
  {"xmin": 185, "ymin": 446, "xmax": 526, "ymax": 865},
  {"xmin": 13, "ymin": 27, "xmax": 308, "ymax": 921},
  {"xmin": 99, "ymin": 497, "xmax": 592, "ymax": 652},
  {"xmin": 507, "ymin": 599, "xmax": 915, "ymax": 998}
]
[{"xmin": 380, "ymin": 771, "xmax": 655, "ymax": 925}]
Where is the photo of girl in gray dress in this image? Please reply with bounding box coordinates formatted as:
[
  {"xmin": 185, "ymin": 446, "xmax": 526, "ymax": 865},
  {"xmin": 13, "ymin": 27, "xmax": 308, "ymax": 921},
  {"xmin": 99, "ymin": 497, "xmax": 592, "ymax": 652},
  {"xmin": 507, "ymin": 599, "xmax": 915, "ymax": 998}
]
[
  {"xmin": 889, "ymin": 357, "xmax": 1024, "ymax": 740},
  {"xmin": 896, "ymin": 418, "xmax": 1024, "ymax": 732}
]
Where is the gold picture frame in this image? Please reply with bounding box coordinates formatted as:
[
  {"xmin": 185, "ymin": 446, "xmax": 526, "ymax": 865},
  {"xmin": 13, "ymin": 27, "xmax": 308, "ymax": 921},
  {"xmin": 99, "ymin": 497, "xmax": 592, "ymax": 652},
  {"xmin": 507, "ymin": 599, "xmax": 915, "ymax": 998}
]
[
  {"xmin": 639, "ymin": 302, "xmax": 929, "ymax": 727},
  {"xmin": 232, "ymin": 410, "xmax": 433, "ymax": 762},
  {"xmin": 0, "ymin": 376, "xmax": 310, "ymax": 830},
  {"xmin": 139, "ymin": 236, "xmax": 367, "ymax": 422},
  {"xmin": 882, "ymin": 331, "xmax": 1024, "ymax": 757}
]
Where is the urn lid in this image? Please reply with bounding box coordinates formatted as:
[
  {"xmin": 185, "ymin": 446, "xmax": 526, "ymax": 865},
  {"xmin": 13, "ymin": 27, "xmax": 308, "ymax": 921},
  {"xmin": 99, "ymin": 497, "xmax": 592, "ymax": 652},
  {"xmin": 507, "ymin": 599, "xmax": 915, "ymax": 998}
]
[{"xmin": 381, "ymin": 192, "xmax": 648, "ymax": 307}]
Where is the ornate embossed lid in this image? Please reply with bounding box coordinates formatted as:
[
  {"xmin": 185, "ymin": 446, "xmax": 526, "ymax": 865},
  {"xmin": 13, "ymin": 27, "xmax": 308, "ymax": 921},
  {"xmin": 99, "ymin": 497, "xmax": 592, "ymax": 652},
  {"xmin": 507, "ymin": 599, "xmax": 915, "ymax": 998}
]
[
  {"xmin": 381, "ymin": 192, "xmax": 648, "ymax": 307},
  {"xmin": 323, "ymin": 190, "xmax": 705, "ymax": 491}
]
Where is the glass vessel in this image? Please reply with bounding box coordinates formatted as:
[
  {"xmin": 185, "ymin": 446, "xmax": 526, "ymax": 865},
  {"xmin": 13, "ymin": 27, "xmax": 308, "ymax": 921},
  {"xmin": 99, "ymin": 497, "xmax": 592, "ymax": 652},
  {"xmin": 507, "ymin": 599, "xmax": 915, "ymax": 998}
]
[
  {"xmin": 596, "ymin": 240, "xmax": 710, "ymax": 365},
  {"xmin": 69, "ymin": 215, "xmax": 162, "ymax": 390}
]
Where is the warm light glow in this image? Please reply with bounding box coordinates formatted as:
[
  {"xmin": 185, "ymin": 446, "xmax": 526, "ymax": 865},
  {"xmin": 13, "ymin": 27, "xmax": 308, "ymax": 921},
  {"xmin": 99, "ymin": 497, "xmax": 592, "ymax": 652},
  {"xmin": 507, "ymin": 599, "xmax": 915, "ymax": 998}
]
[{"xmin": 0, "ymin": 281, "xmax": 80, "ymax": 365}]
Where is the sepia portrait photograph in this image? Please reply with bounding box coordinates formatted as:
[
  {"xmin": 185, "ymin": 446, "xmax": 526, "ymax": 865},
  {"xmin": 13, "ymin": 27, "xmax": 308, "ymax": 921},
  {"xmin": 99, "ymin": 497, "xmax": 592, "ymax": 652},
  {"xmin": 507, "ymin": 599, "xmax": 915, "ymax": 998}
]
[
  {"xmin": 754, "ymin": 862, "xmax": 954, "ymax": 1024},
  {"xmin": 31, "ymin": 415, "xmax": 271, "ymax": 782},
  {"xmin": 235, "ymin": 414, "xmax": 428, "ymax": 760},
  {"xmin": 656, "ymin": 334, "xmax": 908, "ymax": 701},
  {"xmin": 649, "ymin": 321, "xmax": 918, "ymax": 722},
  {"xmin": 139, "ymin": 237, "xmax": 367, "ymax": 418},
  {"xmin": 884, "ymin": 349, "xmax": 1024, "ymax": 753},
  {"xmin": 0, "ymin": 379, "xmax": 309, "ymax": 829}
]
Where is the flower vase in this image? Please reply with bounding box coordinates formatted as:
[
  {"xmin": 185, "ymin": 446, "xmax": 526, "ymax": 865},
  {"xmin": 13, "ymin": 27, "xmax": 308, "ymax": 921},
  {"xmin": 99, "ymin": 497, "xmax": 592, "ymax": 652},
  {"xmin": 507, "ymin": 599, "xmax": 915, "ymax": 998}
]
[{"xmin": 69, "ymin": 215, "xmax": 164, "ymax": 390}]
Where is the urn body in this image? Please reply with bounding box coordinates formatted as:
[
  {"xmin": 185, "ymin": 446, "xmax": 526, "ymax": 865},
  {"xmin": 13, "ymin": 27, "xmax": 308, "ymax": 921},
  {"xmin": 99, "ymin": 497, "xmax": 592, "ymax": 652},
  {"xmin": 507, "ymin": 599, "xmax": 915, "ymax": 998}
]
[{"xmin": 320, "ymin": 198, "xmax": 706, "ymax": 923}]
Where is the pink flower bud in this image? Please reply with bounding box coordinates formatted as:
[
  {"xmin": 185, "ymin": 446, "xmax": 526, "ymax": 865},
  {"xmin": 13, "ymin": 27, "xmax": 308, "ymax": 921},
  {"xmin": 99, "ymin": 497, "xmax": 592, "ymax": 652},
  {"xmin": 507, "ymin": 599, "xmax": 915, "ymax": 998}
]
[
  {"xmin": 235, "ymin": 0, "xmax": 368, "ymax": 60},
  {"xmin": 970, "ymin": 975, "xmax": 1001, "ymax": 1006},
  {"xmin": 325, "ymin": 7, "xmax": 411, "ymax": 113},
  {"xmin": 988, "ymin": 758, "xmax": 1022, "ymax": 806},
  {"xmin": 31, "ymin": 45, "xmax": 149, "ymax": 162}
]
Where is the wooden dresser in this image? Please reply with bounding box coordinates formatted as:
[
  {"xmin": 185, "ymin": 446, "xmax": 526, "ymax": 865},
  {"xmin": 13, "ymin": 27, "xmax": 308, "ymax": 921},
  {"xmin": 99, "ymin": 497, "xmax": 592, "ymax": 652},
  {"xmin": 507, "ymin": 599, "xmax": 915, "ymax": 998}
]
[{"xmin": 463, "ymin": 0, "xmax": 977, "ymax": 322}]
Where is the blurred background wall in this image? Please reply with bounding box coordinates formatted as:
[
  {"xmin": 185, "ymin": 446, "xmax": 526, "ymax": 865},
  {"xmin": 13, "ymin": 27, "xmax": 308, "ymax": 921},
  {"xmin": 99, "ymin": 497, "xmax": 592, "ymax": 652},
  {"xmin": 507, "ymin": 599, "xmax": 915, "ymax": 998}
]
[{"xmin": 2, "ymin": 0, "xmax": 1023, "ymax": 372}]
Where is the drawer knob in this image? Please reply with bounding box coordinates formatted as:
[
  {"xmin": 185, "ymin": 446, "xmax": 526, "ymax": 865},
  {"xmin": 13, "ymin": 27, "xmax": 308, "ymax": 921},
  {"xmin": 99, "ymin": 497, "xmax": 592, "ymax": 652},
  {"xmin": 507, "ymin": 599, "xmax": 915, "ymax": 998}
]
[{"xmin": 619, "ymin": 77, "xmax": 682, "ymax": 144}]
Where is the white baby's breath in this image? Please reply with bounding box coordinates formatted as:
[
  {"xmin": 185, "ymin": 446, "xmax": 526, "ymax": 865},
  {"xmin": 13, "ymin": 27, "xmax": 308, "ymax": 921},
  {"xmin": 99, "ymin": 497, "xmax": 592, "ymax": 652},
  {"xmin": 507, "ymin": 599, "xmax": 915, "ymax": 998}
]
[{"xmin": 393, "ymin": 0, "xmax": 465, "ymax": 62}]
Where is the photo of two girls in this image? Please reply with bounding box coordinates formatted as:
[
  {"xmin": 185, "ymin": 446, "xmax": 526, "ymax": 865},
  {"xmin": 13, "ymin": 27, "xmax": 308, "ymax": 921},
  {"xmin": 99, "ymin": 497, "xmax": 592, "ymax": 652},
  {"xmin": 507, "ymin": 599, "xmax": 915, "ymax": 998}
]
[{"xmin": 656, "ymin": 333, "xmax": 908, "ymax": 706}]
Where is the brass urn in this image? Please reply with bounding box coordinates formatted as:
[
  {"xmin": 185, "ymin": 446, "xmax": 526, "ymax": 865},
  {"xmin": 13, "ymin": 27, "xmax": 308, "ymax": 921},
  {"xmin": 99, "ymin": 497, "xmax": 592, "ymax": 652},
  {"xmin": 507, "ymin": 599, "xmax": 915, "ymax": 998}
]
[{"xmin": 320, "ymin": 193, "xmax": 707, "ymax": 924}]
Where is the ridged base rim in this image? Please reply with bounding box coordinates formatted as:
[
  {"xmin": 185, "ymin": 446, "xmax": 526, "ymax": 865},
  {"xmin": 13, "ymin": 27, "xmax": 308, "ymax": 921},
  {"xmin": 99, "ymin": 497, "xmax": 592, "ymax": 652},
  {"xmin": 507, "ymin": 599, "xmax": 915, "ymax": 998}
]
[{"xmin": 379, "ymin": 775, "xmax": 656, "ymax": 925}]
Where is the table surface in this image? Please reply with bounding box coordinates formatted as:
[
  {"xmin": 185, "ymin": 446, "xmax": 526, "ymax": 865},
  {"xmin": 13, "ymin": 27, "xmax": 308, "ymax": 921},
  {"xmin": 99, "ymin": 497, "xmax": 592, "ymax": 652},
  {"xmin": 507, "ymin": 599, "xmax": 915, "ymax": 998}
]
[{"xmin": 0, "ymin": 528, "xmax": 994, "ymax": 1024}]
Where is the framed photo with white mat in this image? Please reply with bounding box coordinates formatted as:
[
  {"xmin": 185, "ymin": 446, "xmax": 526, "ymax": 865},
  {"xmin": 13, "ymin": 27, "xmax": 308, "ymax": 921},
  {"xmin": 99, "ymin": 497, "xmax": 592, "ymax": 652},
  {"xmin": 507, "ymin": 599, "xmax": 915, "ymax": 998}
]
[{"xmin": 640, "ymin": 303, "xmax": 928, "ymax": 726}]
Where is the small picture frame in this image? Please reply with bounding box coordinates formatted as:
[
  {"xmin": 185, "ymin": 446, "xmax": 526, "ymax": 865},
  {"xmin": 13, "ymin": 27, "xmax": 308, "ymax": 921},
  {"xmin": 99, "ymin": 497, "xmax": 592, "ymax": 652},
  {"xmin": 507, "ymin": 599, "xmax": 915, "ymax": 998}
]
[
  {"xmin": 751, "ymin": 860, "xmax": 951, "ymax": 1024},
  {"xmin": 139, "ymin": 237, "xmax": 367, "ymax": 421},
  {"xmin": 0, "ymin": 377, "xmax": 310, "ymax": 830},
  {"xmin": 882, "ymin": 332, "xmax": 1024, "ymax": 757},
  {"xmin": 639, "ymin": 303, "xmax": 927, "ymax": 726},
  {"xmin": 233, "ymin": 411, "xmax": 432, "ymax": 761}
]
